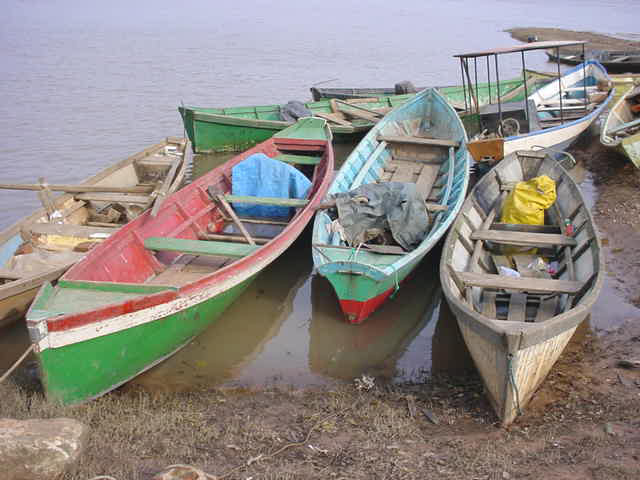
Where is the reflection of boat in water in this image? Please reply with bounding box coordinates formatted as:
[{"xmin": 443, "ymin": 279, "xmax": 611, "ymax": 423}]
[
  {"xmin": 129, "ymin": 244, "xmax": 312, "ymax": 392},
  {"xmin": 309, "ymin": 256, "xmax": 440, "ymax": 381}
]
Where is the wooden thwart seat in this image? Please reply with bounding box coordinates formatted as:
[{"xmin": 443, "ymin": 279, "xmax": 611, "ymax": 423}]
[
  {"xmin": 456, "ymin": 271, "xmax": 582, "ymax": 294},
  {"xmin": 275, "ymin": 154, "xmax": 321, "ymax": 165},
  {"xmin": 0, "ymin": 268, "xmax": 25, "ymax": 280},
  {"xmin": 490, "ymin": 223, "xmax": 561, "ymax": 234},
  {"xmin": 74, "ymin": 193, "xmax": 150, "ymax": 205},
  {"xmin": 377, "ymin": 135, "xmax": 460, "ymax": 148},
  {"xmin": 224, "ymin": 194, "xmax": 309, "ymax": 208},
  {"xmin": 25, "ymin": 223, "xmax": 118, "ymax": 237},
  {"xmin": 313, "ymin": 112, "xmax": 352, "ymax": 127},
  {"xmin": 144, "ymin": 237, "xmax": 260, "ymax": 258},
  {"xmin": 470, "ymin": 229, "xmax": 576, "ymax": 247}
]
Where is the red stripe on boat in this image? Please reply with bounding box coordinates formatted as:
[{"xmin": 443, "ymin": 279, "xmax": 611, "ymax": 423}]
[
  {"xmin": 339, "ymin": 286, "xmax": 396, "ymax": 324},
  {"xmin": 46, "ymin": 290, "xmax": 178, "ymax": 332}
]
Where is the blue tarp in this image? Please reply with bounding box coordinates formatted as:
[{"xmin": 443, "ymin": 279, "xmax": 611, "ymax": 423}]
[{"xmin": 231, "ymin": 153, "xmax": 312, "ymax": 218}]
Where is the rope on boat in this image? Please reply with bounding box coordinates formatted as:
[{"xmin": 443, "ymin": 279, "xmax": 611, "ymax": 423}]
[
  {"xmin": 345, "ymin": 243, "xmax": 364, "ymax": 302},
  {"xmin": 507, "ymin": 353, "xmax": 523, "ymax": 417},
  {"xmin": 0, "ymin": 344, "xmax": 35, "ymax": 384},
  {"xmin": 390, "ymin": 269, "xmax": 400, "ymax": 299}
]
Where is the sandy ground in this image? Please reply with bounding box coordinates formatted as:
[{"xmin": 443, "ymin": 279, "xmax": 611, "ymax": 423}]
[{"xmin": 507, "ymin": 27, "xmax": 640, "ymax": 53}]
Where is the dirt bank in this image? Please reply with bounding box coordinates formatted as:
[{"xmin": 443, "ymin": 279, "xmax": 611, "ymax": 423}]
[
  {"xmin": 2, "ymin": 139, "xmax": 640, "ymax": 480},
  {"xmin": 507, "ymin": 27, "xmax": 640, "ymax": 53}
]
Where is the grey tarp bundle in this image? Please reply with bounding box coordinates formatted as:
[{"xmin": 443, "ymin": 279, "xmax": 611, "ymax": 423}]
[
  {"xmin": 332, "ymin": 182, "xmax": 430, "ymax": 251},
  {"xmin": 280, "ymin": 101, "xmax": 313, "ymax": 122}
]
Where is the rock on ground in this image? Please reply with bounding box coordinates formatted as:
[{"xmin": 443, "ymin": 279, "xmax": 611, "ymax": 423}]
[
  {"xmin": 0, "ymin": 417, "xmax": 88, "ymax": 480},
  {"xmin": 152, "ymin": 464, "xmax": 214, "ymax": 480}
]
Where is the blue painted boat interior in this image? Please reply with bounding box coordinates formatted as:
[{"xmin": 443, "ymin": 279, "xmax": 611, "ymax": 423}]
[{"xmin": 312, "ymin": 88, "xmax": 470, "ymax": 276}]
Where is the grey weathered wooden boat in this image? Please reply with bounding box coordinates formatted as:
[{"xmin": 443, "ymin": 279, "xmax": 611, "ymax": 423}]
[
  {"xmin": 0, "ymin": 138, "xmax": 190, "ymax": 328},
  {"xmin": 310, "ymin": 84, "xmax": 424, "ymax": 101},
  {"xmin": 440, "ymin": 149, "xmax": 603, "ymax": 425},
  {"xmin": 600, "ymin": 84, "xmax": 640, "ymax": 168}
]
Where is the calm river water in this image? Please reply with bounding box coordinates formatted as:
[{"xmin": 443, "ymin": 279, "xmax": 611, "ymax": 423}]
[{"xmin": 1, "ymin": 0, "xmax": 640, "ymax": 390}]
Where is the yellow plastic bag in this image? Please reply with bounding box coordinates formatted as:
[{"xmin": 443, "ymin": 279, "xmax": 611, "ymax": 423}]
[{"xmin": 501, "ymin": 175, "xmax": 556, "ymax": 225}]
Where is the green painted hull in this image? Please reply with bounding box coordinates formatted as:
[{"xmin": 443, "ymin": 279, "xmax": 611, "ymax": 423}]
[
  {"xmin": 323, "ymin": 253, "xmax": 420, "ymax": 300},
  {"xmin": 36, "ymin": 278, "xmax": 253, "ymax": 405},
  {"xmin": 179, "ymin": 95, "xmax": 413, "ymax": 153}
]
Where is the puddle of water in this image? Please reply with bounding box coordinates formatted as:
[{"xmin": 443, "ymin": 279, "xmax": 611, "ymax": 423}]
[{"xmin": 129, "ymin": 242, "xmax": 464, "ymax": 391}]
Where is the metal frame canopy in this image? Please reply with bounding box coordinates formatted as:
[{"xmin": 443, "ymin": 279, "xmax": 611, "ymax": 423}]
[
  {"xmin": 453, "ymin": 40, "xmax": 588, "ymax": 59},
  {"xmin": 453, "ymin": 40, "xmax": 589, "ymax": 134}
]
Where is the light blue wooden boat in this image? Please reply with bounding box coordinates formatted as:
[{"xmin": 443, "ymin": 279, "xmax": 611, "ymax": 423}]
[{"xmin": 312, "ymin": 88, "xmax": 471, "ymax": 323}]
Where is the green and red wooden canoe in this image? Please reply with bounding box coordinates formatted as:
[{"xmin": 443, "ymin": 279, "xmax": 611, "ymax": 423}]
[
  {"xmin": 312, "ymin": 88, "xmax": 470, "ymax": 324},
  {"xmin": 26, "ymin": 117, "xmax": 334, "ymax": 405}
]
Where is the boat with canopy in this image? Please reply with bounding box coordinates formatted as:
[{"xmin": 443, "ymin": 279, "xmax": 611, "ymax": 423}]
[{"xmin": 453, "ymin": 41, "xmax": 614, "ymax": 163}]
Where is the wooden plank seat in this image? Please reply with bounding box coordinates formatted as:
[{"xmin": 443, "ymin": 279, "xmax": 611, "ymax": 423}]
[
  {"xmin": 490, "ymin": 223, "xmax": 561, "ymax": 234},
  {"xmin": 377, "ymin": 134, "xmax": 460, "ymax": 148},
  {"xmin": 456, "ymin": 271, "xmax": 582, "ymax": 294},
  {"xmin": 0, "ymin": 268, "xmax": 26, "ymax": 280},
  {"xmin": 224, "ymin": 194, "xmax": 309, "ymax": 208},
  {"xmin": 74, "ymin": 192, "xmax": 150, "ymax": 205},
  {"xmin": 275, "ymin": 154, "xmax": 321, "ymax": 165},
  {"xmin": 136, "ymin": 156, "xmax": 175, "ymax": 167},
  {"xmin": 537, "ymin": 104, "xmax": 591, "ymax": 112},
  {"xmin": 25, "ymin": 223, "xmax": 118, "ymax": 238},
  {"xmin": 144, "ymin": 237, "xmax": 260, "ymax": 258},
  {"xmin": 470, "ymin": 229, "xmax": 577, "ymax": 247},
  {"xmin": 313, "ymin": 112, "xmax": 352, "ymax": 127}
]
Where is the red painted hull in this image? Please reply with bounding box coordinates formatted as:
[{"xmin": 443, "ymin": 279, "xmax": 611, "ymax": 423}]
[{"xmin": 339, "ymin": 286, "xmax": 396, "ymax": 324}]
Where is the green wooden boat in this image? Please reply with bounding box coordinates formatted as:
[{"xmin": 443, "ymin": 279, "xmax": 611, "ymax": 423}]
[
  {"xmin": 179, "ymin": 95, "xmax": 414, "ymax": 153},
  {"xmin": 312, "ymin": 88, "xmax": 470, "ymax": 324},
  {"xmin": 25, "ymin": 117, "xmax": 334, "ymax": 405},
  {"xmin": 310, "ymin": 70, "xmax": 553, "ymax": 110},
  {"xmin": 180, "ymin": 72, "xmax": 552, "ymax": 154}
]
